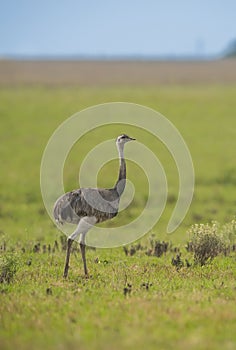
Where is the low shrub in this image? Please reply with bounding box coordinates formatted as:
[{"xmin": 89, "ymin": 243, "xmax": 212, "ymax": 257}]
[{"xmin": 187, "ymin": 222, "xmax": 228, "ymax": 266}]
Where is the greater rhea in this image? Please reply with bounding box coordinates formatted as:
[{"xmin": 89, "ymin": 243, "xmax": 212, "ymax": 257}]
[{"xmin": 53, "ymin": 134, "xmax": 135, "ymax": 277}]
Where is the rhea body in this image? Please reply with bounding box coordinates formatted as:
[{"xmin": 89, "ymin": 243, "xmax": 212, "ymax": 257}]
[{"xmin": 53, "ymin": 134, "xmax": 135, "ymax": 277}]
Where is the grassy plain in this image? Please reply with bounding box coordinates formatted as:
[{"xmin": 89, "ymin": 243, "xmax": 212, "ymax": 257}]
[{"xmin": 1, "ymin": 76, "xmax": 236, "ymax": 349}]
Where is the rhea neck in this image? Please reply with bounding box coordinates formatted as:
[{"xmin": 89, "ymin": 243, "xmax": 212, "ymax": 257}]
[{"xmin": 114, "ymin": 141, "xmax": 126, "ymax": 195}]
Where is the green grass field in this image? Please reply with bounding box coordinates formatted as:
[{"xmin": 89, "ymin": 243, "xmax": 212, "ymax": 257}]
[{"xmin": 1, "ymin": 84, "xmax": 236, "ymax": 350}]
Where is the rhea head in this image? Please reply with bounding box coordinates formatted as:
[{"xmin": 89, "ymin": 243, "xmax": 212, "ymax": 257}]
[{"xmin": 116, "ymin": 134, "xmax": 136, "ymax": 145}]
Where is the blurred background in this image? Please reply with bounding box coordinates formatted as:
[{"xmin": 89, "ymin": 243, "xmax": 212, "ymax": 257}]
[
  {"xmin": 0, "ymin": 0, "xmax": 236, "ymax": 237},
  {"xmin": 0, "ymin": 0, "xmax": 236, "ymax": 85}
]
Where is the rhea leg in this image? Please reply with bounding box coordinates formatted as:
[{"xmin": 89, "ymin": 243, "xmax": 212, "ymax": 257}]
[
  {"xmin": 78, "ymin": 217, "xmax": 96, "ymax": 276},
  {"xmin": 63, "ymin": 217, "xmax": 96, "ymax": 278},
  {"xmin": 63, "ymin": 238, "xmax": 73, "ymax": 278},
  {"xmin": 80, "ymin": 243, "xmax": 88, "ymax": 276},
  {"xmin": 64, "ymin": 239, "xmax": 88, "ymax": 277},
  {"xmin": 63, "ymin": 222, "xmax": 81, "ymax": 278}
]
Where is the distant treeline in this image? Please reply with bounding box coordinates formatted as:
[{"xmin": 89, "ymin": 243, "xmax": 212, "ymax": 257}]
[{"xmin": 224, "ymin": 39, "xmax": 236, "ymax": 58}]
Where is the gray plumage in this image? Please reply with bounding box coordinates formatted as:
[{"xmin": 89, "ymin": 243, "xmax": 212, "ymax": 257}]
[
  {"xmin": 53, "ymin": 134, "xmax": 135, "ymax": 277},
  {"xmin": 53, "ymin": 187, "xmax": 120, "ymax": 225}
]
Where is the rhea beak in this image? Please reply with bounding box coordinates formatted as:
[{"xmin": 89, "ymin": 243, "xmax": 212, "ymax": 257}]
[{"xmin": 129, "ymin": 137, "xmax": 136, "ymax": 141}]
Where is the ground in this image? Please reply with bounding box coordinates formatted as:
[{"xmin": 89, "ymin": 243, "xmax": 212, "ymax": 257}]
[{"xmin": 0, "ymin": 59, "xmax": 236, "ymax": 350}]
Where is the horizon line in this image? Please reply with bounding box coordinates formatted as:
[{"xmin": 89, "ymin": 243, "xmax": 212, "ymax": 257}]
[{"xmin": 0, "ymin": 52, "xmax": 225, "ymax": 62}]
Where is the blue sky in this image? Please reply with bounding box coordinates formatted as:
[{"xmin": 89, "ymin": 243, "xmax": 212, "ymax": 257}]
[{"xmin": 1, "ymin": 0, "xmax": 236, "ymax": 57}]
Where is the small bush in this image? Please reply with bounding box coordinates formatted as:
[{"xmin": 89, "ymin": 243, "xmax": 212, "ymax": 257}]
[
  {"xmin": 187, "ymin": 222, "xmax": 227, "ymax": 266},
  {"xmin": 0, "ymin": 253, "xmax": 19, "ymax": 284}
]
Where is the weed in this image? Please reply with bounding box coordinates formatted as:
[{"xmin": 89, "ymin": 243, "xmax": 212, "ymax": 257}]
[
  {"xmin": 46, "ymin": 287, "xmax": 53, "ymax": 295},
  {"xmin": 0, "ymin": 253, "xmax": 19, "ymax": 284},
  {"xmin": 147, "ymin": 235, "xmax": 169, "ymax": 257},
  {"xmin": 123, "ymin": 243, "xmax": 144, "ymax": 256},
  {"xmin": 141, "ymin": 282, "xmax": 152, "ymax": 290},
  {"xmin": 221, "ymin": 218, "xmax": 236, "ymax": 244},
  {"xmin": 0, "ymin": 241, "xmax": 7, "ymax": 251},
  {"xmin": 171, "ymin": 253, "xmax": 184, "ymax": 270},
  {"xmin": 123, "ymin": 283, "xmax": 132, "ymax": 297}
]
